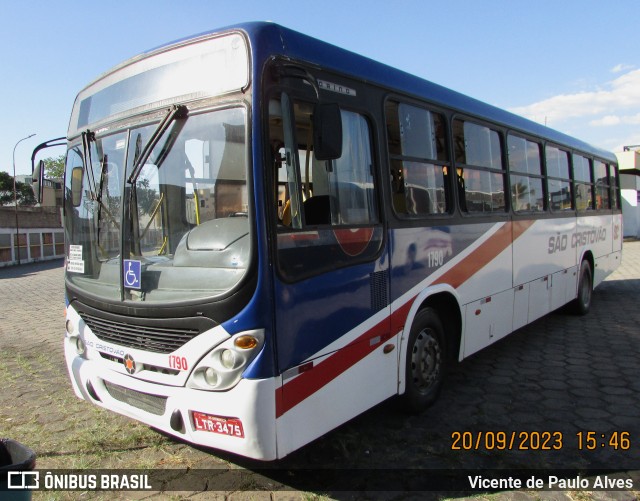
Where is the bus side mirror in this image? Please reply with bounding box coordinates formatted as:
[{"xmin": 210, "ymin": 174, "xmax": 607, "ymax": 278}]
[
  {"xmin": 32, "ymin": 159, "xmax": 45, "ymax": 204},
  {"xmin": 313, "ymin": 103, "xmax": 342, "ymax": 160},
  {"xmin": 71, "ymin": 167, "xmax": 83, "ymax": 207}
]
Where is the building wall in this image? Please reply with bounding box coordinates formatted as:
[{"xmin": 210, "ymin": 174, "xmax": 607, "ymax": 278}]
[
  {"xmin": 621, "ymin": 175, "xmax": 639, "ymax": 238},
  {"xmin": 0, "ymin": 206, "xmax": 64, "ymax": 266},
  {"xmin": 616, "ymin": 150, "xmax": 640, "ymax": 239}
]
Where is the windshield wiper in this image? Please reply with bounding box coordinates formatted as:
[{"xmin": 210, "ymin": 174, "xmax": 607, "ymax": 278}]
[
  {"xmin": 81, "ymin": 130, "xmax": 98, "ymax": 198},
  {"xmin": 82, "ymin": 131, "xmax": 120, "ymax": 233},
  {"xmin": 127, "ymin": 104, "xmax": 188, "ymax": 185}
]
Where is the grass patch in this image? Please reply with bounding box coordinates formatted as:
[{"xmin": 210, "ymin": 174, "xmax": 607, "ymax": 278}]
[{"xmin": 0, "ymin": 345, "xmax": 173, "ymax": 471}]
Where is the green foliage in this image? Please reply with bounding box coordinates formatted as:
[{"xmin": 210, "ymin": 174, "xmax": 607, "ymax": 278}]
[
  {"xmin": 0, "ymin": 171, "xmax": 35, "ymax": 206},
  {"xmin": 43, "ymin": 155, "xmax": 65, "ymax": 179},
  {"xmin": 136, "ymin": 178, "xmax": 160, "ymax": 216}
]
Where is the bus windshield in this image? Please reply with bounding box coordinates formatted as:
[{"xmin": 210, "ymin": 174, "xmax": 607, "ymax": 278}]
[{"xmin": 64, "ymin": 107, "xmax": 249, "ymax": 303}]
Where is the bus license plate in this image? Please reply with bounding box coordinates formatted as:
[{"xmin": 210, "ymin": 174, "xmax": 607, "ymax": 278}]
[{"xmin": 192, "ymin": 411, "xmax": 244, "ymax": 438}]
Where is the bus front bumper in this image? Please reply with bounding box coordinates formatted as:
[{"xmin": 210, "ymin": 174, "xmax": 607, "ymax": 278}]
[{"xmin": 64, "ymin": 338, "xmax": 279, "ymax": 461}]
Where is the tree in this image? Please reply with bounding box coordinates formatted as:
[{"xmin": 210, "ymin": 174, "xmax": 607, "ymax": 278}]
[
  {"xmin": 0, "ymin": 171, "xmax": 36, "ymax": 206},
  {"xmin": 135, "ymin": 178, "xmax": 160, "ymax": 216},
  {"xmin": 43, "ymin": 155, "xmax": 65, "ymax": 179}
]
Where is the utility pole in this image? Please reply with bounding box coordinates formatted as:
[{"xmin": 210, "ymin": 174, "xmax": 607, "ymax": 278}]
[{"xmin": 12, "ymin": 133, "xmax": 36, "ymax": 265}]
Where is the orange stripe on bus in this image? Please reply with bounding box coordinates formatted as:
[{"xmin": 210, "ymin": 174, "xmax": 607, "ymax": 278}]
[{"xmin": 276, "ymin": 219, "xmax": 536, "ymax": 417}]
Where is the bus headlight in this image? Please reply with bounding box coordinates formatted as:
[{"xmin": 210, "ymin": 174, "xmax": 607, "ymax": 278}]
[
  {"xmin": 75, "ymin": 336, "xmax": 86, "ymax": 355},
  {"xmin": 65, "ymin": 314, "xmax": 85, "ymax": 357},
  {"xmin": 220, "ymin": 349, "xmax": 236, "ymax": 369},
  {"xmin": 204, "ymin": 367, "xmax": 219, "ymax": 386},
  {"xmin": 187, "ymin": 329, "xmax": 264, "ymax": 391},
  {"xmin": 66, "ymin": 334, "xmax": 86, "ymax": 357}
]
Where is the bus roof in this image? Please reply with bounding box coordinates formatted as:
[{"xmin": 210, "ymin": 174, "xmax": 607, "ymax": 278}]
[
  {"xmin": 248, "ymin": 22, "xmax": 615, "ymax": 163},
  {"xmin": 106, "ymin": 22, "xmax": 619, "ymax": 164}
]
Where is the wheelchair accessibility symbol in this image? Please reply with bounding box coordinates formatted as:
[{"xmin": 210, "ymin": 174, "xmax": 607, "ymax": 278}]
[{"xmin": 123, "ymin": 259, "xmax": 141, "ymax": 289}]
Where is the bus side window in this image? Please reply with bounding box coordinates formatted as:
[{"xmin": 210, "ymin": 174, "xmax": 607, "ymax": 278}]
[
  {"xmin": 385, "ymin": 100, "xmax": 450, "ymax": 217},
  {"xmin": 328, "ymin": 111, "xmax": 377, "ymax": 225},
  {"xmin": 269, "ymin": 97, "xmax": 377, "ymax": 229},
  {"xmin": 573, "ymin": 153, "xmax": 594, "ymax": 211},
  {"xmin": 545, "ymin": 146, "xmax": 573, "ymax": 211},
  {"xmin": 508, "ymin": 134, "xmax": 544, "ymax": 213},
  {"xmin": 611, "ymin": 164, "xmax": 620, "ymax": 210},
  {"xmin": 453, "ymin": 119, "xmax": 506, "ymax": 213},
  {"xmin": 593, "ymin": 160, "xmax": 610, "ymax": 210},
  {"xmin": 268, "ymin": 98, "xmax": 297, "ymax": 227}
]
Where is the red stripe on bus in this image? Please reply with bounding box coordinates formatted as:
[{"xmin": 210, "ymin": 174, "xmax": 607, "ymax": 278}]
[
  {"xmin": 390, "ymin": 298, "xmax": 413, "ymax": 339},
  {"xmin": 276, "ymin": 310, "xmax": 404, "ymax": 418},
  {"xmin": 276, "ymin": 220, "xmax": 536, "ymax": 418}
]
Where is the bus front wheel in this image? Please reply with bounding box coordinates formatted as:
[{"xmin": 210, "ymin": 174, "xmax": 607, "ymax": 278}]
[
  {"xmin": 571, "ymin": 259, "xmax": 593, "ymax": 315},
  {"xmin": 402, "ymin": 307, "xmax": 447, "ymax": 413}
]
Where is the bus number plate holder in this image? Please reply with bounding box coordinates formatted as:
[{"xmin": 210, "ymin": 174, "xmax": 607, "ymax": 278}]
[{"xmin": 192, "ymin": 411, "xmax": 244, "ymax": 438}]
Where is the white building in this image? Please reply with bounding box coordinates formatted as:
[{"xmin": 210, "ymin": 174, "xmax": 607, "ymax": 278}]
[{"xmin": 617, "ymin": 148, "xmax": 640, "ymax": 239}]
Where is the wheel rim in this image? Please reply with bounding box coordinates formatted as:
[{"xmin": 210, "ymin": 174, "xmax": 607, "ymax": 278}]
[{"xmin": 410, "ymin": 328, "xmax": 441, "ymax": 392}]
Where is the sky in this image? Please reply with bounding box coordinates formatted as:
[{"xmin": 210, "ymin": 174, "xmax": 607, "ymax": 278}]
[{"xmin": 3, "ymin": 0, "xmax": 640, "ymax": 176}]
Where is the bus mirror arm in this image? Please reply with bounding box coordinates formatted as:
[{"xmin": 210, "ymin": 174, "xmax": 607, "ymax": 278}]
[
  {"xmin": 271, "ymin": 63, "xmax": 319, "ymax": 99},
  {"xmin": 30, "ymin": 136, "xmax": 66, "ymax": 204},
  {"xmin": 271, "ymin": 62, "xmax": 342, "ymax": 159},
  {"xmin": 313, "ymin": 103, "xmax": 342, "ymax": 160}
]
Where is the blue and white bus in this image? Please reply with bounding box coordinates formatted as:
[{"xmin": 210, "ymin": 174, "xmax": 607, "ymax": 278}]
[{"xmin": 60, "ymin": 23, "xmax": 622, "ymax": 460}]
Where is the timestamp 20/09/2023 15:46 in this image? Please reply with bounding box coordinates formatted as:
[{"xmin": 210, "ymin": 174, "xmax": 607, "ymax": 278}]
[{"xmin": 451, "ymin": 431, "xmax": 631, "ymax": 451}]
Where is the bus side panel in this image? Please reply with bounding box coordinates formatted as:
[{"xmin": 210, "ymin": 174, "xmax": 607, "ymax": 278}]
[
  {"xmin": 513, "ymin": 217, "xmax": 577, "ymax": 320},
  {"xmin": 615, "ymin": 213, "xmax": 623, "ymax": 253},
  {"xmin": 273, "ymin": 259, "xmax": 391, "ymax": 370},
  {"xmin": 275, "ymin": 331, "xmax": 398, "ymax": 458},
  {"xmin": 273, "ymin": 253, "xmax": 397, "ymax": 457},
  {"xmin": 513, "ymin": 217, "xmax": 577, "ymax": 287},
  {"xmin": 389, "ymin": 222, "xmax": 517, "ymax": 359},
  {"xmin": 454, "ymin": 229, "xmax": 513, "ymax": 304},
  {"xmin": 388, "ymin": 222, "xmax": 499, "ymax": 312},
  {"xmin": 593, "ymin": 212, "xmax": 623, "ymax": 284},
  {"xmin": 608, "ymin": 212, "xmax": 624, "ymax": 273},
  {"xmin": 463, "ymin": 287, "xmax": 513, "ymax": 355},
  {"xmin": 576, "ymin": 214, "xmax": 615, "ymax": 288},
  {"xmin": 551, "ymin": 267, "xmax": 579, "ymax": 311}
]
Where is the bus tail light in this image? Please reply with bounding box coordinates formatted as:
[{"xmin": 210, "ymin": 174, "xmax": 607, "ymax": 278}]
[{"xmin": 186, "ymin": 329, "xmax": 264, "ymax": 391}]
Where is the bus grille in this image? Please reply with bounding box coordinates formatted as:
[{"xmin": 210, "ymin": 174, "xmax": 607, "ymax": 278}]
[
  {"xmin": 80, "ymin": 312, "xmax": 200, "ymax": 354},
  {"xmin": 104, "ymin": 381, "xmax": 167, "ymax": 416}
]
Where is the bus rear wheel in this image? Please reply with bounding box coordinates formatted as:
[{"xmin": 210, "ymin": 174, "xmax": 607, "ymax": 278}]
[
  {"xmin": 402, "ymin": 308, "xmax": 447, "ymax": 413},
  {"xmin": 571, "ymin": 259, "xmax": 593, "ymax": 315}
]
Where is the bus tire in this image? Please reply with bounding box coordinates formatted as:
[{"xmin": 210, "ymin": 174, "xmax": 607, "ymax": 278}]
[
  {"xmin": 571, "ymin": 259, "xmax": 593, "ymax": 315},
  {"xmin": 402, "ymin": 307, "xmax": 447, "ymax": 413}
]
